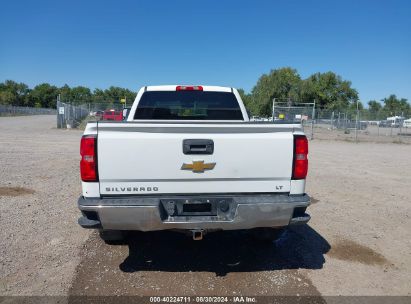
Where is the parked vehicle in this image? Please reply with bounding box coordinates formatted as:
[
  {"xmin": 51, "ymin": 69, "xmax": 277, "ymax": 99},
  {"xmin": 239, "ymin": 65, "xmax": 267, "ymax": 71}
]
[
  {"xmin": 403, "ymin": 119, "xmax": 411, "ymax": 128},
  {"xmin": 387, "ymin": 116, "xmax": 404, "ymax": 128},
  {"xmin": 359, "ymin": 121, "xmax": 368, "ymax": 130},
  {"xmin": 78, "ymin": 85, "xmax": 311, "ymax": 242},
  {"xmin": 102, "ymin": 109, "xmax": 122, "ymax": 121},
  {"xmin": 379, "ymin": 120, "xmax": 391, "ymax": 128},
  {"xmin": 95, "ymin": 111, "xmax": 103, "ymax": 120},
  {"xmin": 339, "ymin": 121, "xmax": 367, "ymax": 130}
]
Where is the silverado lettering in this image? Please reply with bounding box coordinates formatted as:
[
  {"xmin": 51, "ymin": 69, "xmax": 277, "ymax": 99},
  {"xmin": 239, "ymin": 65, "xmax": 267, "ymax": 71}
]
[{"xmin": 105, "ymin": 187, "xmax": 159, "ymax": 192}]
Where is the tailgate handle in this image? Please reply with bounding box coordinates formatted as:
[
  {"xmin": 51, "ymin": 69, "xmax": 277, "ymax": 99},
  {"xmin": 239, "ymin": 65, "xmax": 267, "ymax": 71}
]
[{"xmin": 183, "ymin": 139, "xmax": 214, "ymax": 155}]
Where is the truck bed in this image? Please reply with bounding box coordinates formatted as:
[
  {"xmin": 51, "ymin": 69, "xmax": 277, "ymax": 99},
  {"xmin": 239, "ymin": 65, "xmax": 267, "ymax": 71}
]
[{"xmin": 84, "ymin": 121, "xmax": 302, "ymax": 196}]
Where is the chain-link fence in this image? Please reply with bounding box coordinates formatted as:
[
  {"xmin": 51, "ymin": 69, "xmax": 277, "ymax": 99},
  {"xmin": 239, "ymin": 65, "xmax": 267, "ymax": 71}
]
[
  {"xmin": 314, "ymin": 109, "xmax": 411, "ymax": 143},
  {"xmin": 270, "ymin": 99, "xmax": 411, "ymax": 143},
  {"xmin": 87, "ymin": 103, "xmax": 126, "ymax": 124},
  {"xmin": 272, "ymin": 100, "xmax": 316, "ymax": 139},
  {"xmin": 54, "ymin": 94, "xmax": 411, "ymax": 144},
  {"xmin": 56, "ymin": 98, "xmax": 89, "ymax": 128},
  {"xmin": 0, "ymin": 104, "xmax": 56, "ymax": 116},
  {"xmin": 56, "ymin": 97, "xmax": 128, "ymax": 128},
  {"xmin": 88, "ymin": 102, "xmax": 125, "ymax": 112}
]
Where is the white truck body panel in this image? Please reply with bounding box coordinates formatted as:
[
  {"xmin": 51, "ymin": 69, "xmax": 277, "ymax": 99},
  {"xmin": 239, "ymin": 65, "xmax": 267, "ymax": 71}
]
[
  {"xmin": 81, "ymin": 86, "xmax": 304, "ymax": 198},
  {"xmin": 96, "ymin": 126, "xmax": 294, "ymax": 195}
]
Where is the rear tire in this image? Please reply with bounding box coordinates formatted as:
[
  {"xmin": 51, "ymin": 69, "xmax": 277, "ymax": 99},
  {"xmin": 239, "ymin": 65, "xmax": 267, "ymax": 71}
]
[
  {"xmin": 251, "ymin": 227, "xmax": 285, "ymax": 242},
  {"xmin": 99, "ymin": 230, "xmax": 126, "ymax": 244}
]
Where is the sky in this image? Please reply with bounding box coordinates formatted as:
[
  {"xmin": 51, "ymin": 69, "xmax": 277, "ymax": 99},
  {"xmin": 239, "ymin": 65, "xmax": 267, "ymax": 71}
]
[{"xmin": 0, "ymin": 0, "xmax": 410, "ymax": 104}]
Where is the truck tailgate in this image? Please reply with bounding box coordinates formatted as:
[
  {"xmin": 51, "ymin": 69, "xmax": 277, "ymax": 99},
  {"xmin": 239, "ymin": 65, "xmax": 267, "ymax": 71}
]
[{"xmin": 97, "ymin": 123, "xmax": 295, "ymax": 195}]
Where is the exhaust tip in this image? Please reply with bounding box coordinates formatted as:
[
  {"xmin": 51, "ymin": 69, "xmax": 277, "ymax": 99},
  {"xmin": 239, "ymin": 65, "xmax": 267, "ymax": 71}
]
[{"xmin": 192, "ymin": 230, "xmax": 203, "ymax": 241}]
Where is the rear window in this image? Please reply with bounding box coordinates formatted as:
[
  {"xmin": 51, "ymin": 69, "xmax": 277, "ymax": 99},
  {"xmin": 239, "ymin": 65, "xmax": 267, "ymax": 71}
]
[{"xmin": 134, "ymin": 91, "xmax": 243, "ymax": 120}]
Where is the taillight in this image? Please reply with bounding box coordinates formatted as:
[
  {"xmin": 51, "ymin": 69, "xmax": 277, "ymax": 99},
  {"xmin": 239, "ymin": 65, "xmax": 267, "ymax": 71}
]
[
  {"xmin": 80, "ymin": 135, "xmax": 98, "ymax": 182},
  {"xmin": 292, "ymin": 135, "xmax": 308, "ymax": 180},
  {"xmin": 176, "ymin": 85, "xmax": 203, "ymax": 91}
]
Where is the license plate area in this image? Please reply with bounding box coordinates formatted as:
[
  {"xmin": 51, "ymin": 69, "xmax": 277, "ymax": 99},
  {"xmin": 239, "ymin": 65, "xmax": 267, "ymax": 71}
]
[
  {"xmin": 183, "ymin": 202, "xmax": 212, "ymax": 213},
  {"xmin": 160, "ymin": 197, "xmax": 233, "ymax": 218}
]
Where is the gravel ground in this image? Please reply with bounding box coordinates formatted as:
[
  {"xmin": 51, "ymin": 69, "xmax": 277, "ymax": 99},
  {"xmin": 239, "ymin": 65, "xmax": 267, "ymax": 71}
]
[
  {"xmin": 0, "ymin": 115, "xmax": 90, "ymax": 295},
  {"xmin": 0, "ymin": 115, "xmax": 410, "ymax": 297}
]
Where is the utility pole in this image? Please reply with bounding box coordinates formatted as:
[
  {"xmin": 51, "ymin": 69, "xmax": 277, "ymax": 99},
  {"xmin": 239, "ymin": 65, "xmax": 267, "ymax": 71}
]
[
  {"xmin": 57, "ymin": 94, "xmax": 61, "ymax": 128},
  {"xmin": 311, "ymin": 100, "xmax": 315, "ymax": 140},
  {"xmin": 338, "ymin": 112, "xmax": 341, "ymax": 129},
  {"xmin": 400, "ymin": 111, "xmax": 404, "ymax": 135},
  {"xmin": 355, "ymin": 99, "xmax": 359, "ymax": 142}
]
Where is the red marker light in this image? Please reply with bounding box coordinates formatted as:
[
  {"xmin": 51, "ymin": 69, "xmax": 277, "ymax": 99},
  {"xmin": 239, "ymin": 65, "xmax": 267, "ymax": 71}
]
[{"xmin": 176, "ymin": 86, "xmax": 203, "ymax": 91}]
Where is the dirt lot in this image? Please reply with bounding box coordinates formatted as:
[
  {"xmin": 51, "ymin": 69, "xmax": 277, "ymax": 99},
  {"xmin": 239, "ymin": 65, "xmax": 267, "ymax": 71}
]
[{"xmin": 0, "ymin": 115, "xmax": 410, "ymax": 298}]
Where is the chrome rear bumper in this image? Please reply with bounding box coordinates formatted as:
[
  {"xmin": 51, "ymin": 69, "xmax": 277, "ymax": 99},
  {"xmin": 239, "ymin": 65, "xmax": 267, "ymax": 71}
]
[{"xmin": 78, "ymin": 193, "xmax": 310, "ymax": 231}]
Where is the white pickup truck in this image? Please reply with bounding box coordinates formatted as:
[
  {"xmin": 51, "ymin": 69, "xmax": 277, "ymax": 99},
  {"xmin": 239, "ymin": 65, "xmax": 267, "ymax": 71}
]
[{"xmin": 78, "ymin": 85, "xmax": 310, "ymax": 242}]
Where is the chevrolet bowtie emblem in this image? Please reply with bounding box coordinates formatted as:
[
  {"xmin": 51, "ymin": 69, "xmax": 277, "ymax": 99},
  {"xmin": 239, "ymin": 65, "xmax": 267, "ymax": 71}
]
[{"xmin": 181, "ymin": 161, "xmax": 216, "ymax": 173}]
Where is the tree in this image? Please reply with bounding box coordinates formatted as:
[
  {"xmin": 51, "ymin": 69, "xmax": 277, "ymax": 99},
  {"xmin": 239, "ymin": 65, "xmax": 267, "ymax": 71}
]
[
  {"xmin": 5, "ymin": 74, "xmax": 409, "ymax": 120},
  {"xmin": 103, "ymin": 86, "xmax": 136, "ymax": 103},
  {"xmin": 0, "ymin": 80, "xmax": 139, "ymax": 108},
  {"xmin": 0, "ymin": 90, "xmax": 15, "ymax": 105},
  {"xmin": 367, "ymin": 100, "xmax": 382, "ymax": 120},
  {"xmin": 70, "ymin": 86, "xmax": 92, "ymax": 104},
  {"xmin": 250, "ymin": 67, "xmax": 301, "ymax": 116},
  {"xmin": 0, "ymin": 80, "xmax": 31, "ymax": 106},
  {"xmin": 30, "ymin": 83, "xmax": 59, "ymax": 108},
  {"xmin": 59, "ymin": 84, "xmax": 72, "ymax": 102},
  {"xmin": 299, "ymin": 72, "xmax": 358, "ymax": 110},
  {"xmin": 368, "ymin": 100, "xmax": 382, "ymax": 112},
  {"xmin": 244, "ymin": 69, "xmax": 359, "ymax": 117},
  {"xmin": 382, "ymin": 95, "xmax": 410, "ymax": 117},
  {"xmin": 237, "ymin": 88, "xmax": 255, "ymax": 115},
  {"xmin": 92, "ymin": 88, "xmax": 106, "ymax": 103},
  {"xmin": 58, "ymin": 85, "xmax": 92, "ymax": 104}
]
